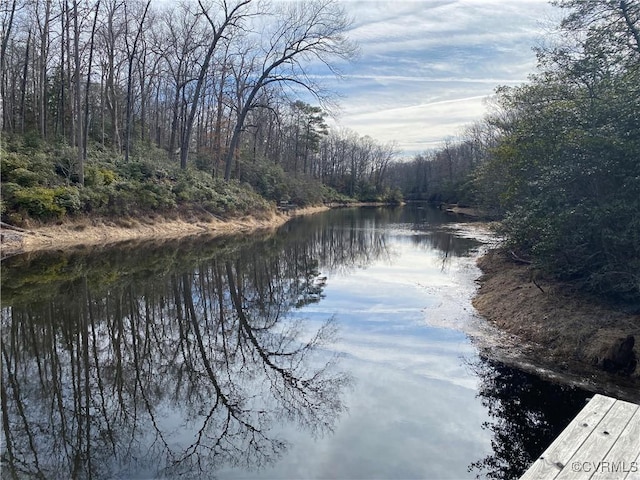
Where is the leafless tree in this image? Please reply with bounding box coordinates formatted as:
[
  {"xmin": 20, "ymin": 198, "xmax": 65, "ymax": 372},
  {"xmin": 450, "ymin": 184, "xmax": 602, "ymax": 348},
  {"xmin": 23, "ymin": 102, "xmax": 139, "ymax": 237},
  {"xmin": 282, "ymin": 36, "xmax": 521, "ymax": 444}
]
[
  {"xmin": 223, "ymin": 0, "xmax": 357, "ymax": 180},
  {"xmin": 123, "ymin": 0, "xmax": 151, "ymax": 163},
  {"xmin": 178, "ymin": 0, "xmax": 253, "ymax": 169}
]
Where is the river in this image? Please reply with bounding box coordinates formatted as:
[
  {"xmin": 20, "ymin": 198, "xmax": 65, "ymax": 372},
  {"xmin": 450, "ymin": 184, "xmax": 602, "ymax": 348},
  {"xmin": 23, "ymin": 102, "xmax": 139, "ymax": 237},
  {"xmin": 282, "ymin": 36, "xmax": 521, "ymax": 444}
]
[{"xmin": 0, "ymin": 205, "xmax": 591, "ymax": 479}]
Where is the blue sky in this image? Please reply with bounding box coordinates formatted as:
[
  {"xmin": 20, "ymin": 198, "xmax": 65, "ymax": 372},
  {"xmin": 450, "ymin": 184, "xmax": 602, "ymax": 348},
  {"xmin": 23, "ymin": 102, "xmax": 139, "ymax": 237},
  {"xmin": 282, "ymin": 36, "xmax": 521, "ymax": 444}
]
[{"xmin": 323, "ymin": 0, "xmax": 561, "ymax": 156}]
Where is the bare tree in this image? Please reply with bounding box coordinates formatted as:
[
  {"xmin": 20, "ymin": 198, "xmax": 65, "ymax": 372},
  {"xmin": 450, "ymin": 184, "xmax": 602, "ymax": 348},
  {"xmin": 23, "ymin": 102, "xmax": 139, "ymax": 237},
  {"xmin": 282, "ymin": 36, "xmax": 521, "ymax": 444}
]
[
  {"xmin": 1, "ymin": 0, "xmax": 19, "ymax": 131},
  {"xmin": 83, "ymin": 1, "xmax": 101, "ymax": 164},
  {"xmin": 178, "ymin": 0, "xmax": 253, "ymax": 170},
  {"xmin": 72, "ymin": 0, "xmax": 83, "ymax": 183},
  {"xmin": 34, "ymin": 0, "xmax": 52, "ymax": 138},
  {"xmin": 123, "ymin": 0, "xmax": 151, "ymax": 163},
  {"xmin": 223, "ymin": 0, "xmax": 357, "ymax": 180},
  {"xmin": 99, "ymin": 0, "xmax": 126, "ymax": 151}
]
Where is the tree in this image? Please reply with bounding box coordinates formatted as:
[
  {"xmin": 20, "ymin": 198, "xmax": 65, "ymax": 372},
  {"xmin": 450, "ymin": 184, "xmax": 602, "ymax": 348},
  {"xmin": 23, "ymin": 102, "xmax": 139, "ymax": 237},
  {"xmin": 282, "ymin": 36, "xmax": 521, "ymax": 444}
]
[
  {"xmin": 223, "ymin": 0, "xmax": 356, "ymax": 180},
  {"xmin": 280, "ymin": 100, "xmax": 328, "ymax": 175},
  {"xmin": 1, "ymin": 0, "xmax": 19, "ymax": 131},
  {"xmin": 123, "ymin": 0, "xmax": 151, "ymax": 163},
  {"xmin": 72, "ymin": 0, "xmax": 83, "ymax": 184},
  {"xmin": 479, "ymin": 0, "xmax": 640, "ymax": 300},
  {"xmin": 83, "ymin": 1, "xmax": 101, "ymax": 165},
  {"xmin": 554, "ymin": 0, "xmax": 640, "ymax": 60},
  {"xmin": 178, "ymin": 0, "xmax": 253, "ymax": 170},
  {"xmin": 99, "ymin": 0, "xmax": 126, "ymax": 151}
]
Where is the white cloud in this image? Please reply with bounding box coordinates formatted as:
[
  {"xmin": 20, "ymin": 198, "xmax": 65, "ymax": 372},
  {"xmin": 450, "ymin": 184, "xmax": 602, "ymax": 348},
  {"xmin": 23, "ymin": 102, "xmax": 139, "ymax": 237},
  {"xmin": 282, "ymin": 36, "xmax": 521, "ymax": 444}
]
[{"xmin": 320, "ymin": 0, "xmax": 561, "ymax": 154}]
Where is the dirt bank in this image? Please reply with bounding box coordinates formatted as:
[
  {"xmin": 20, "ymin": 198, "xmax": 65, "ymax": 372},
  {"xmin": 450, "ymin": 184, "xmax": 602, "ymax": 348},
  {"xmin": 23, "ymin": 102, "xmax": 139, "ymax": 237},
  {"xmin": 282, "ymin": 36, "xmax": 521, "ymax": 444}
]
[
  {"xmin": 0, "ymin": 205, "xmax": 330, "ymax": 259},
  {"xmin": 473, "ymin": 249, "xmax": 640, "ymax": 401}
]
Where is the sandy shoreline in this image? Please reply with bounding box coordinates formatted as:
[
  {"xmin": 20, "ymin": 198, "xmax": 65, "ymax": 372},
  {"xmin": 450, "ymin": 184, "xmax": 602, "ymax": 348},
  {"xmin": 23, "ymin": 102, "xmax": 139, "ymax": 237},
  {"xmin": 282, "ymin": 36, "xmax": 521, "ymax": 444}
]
[
  {"xmin": 0, "ymin": 205, "xmax": 330, "ymax": 258},
  {"xmin": 472, "ymin": 249, "xmax": 640, "ymax": 401}
]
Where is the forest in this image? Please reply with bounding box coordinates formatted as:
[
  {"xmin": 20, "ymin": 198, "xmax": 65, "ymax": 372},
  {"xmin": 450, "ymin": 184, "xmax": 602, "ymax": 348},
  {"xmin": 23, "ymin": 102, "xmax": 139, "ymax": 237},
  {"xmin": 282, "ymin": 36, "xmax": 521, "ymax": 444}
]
[
  {"xmin": 1, "ymin": 0, "xmax": 400, "ymax": 222},
  {"xmin": 1, "ymin": 0, "xmax": 639, "ymax": 302}
]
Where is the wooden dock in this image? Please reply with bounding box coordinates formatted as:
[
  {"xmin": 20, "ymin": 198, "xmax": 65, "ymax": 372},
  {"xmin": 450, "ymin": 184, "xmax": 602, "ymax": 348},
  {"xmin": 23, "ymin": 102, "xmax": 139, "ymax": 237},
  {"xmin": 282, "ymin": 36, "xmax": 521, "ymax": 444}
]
[{"xmin": 520, "ymin": 394, "xmax": 640, "ymax": 479}]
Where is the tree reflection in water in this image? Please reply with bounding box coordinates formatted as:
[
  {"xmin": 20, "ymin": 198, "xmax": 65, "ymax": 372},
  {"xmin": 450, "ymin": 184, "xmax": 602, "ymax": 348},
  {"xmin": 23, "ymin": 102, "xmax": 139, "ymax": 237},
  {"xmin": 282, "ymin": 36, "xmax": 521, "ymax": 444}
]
[
  {"xmin": 1, "ymin": 206, "xmax": 488, "ymax": 478},
  {"xmin": 0, "ymin": 214, "xmax": 394, "ymax": 478},
  {"xmin": 468, "ymin": 356, "xmax": 591, "ymax": 480}
]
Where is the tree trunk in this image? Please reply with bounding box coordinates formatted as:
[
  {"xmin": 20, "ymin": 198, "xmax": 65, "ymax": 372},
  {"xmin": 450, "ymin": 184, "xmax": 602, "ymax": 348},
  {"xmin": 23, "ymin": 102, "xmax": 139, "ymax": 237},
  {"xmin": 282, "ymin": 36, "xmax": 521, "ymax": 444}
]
[
  {"xmin": 180, "ymin": 0, "xmax": 252, "ymax": 170},
  {"xmin": 179, "ymin": 40, "xmax": 217, "ymax": 169},
  {"xmin": 19, "ymin": 30, "xmax": 31, "ymax": 134},
  {"xmin": 124, "ymin": 0, "xmax": 151, "ymax": 163},
  {"xmin": 0, "ymin": 0, "xmax": 17, "ymax": 131},
  {"xmin": 38, "ymin": 0, "xmax": 51, "ymax": 139},
  {"xmin": 73, "ymin": 0, "xmax": 83, "ymax": 185},
  {"xmin": 83, "ymin": 1, "xmax": 101, "ymax": 163}
]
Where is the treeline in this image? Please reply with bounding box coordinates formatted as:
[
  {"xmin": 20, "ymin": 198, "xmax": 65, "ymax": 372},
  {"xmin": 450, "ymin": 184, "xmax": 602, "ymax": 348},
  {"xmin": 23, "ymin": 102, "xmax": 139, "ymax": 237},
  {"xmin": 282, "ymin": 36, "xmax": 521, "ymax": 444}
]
[
  {"xmin": 391, "ymin": 0, "xmax": 640, "ymax": 302},
  {"xmin": 1, "ymin": 0, "xmax": 400, "ymax": 223},
  {"xmin": 389, "ymin": 123, "xmax": 497, "ymax": 206}
]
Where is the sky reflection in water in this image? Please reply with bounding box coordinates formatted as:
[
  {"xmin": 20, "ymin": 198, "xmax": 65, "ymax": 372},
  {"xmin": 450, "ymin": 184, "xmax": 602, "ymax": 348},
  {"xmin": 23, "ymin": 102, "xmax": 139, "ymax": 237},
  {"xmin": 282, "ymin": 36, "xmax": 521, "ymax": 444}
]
[{"xmin": 221, "ymin": 209, "xmax": 493, "ymax": 479}]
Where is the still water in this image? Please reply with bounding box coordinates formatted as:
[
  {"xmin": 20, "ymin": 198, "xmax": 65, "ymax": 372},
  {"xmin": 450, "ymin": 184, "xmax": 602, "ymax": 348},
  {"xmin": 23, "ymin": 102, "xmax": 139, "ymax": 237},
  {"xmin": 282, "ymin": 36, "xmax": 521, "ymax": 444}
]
[{"xmin": 1, "ymin": 206, "xmax": 590, "ymax": 479}]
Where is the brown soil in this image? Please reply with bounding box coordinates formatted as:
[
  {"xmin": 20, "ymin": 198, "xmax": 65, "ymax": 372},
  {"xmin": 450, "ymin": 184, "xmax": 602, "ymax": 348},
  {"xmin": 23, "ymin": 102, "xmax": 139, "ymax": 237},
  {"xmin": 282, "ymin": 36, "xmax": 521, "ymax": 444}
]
[
  {"xmin": 473, "ymin": 249, "xmax": 640, "ymax": 401},
  {"xmin": 0, "ymin": 205, "xmax": 329, "ymax": 258}
]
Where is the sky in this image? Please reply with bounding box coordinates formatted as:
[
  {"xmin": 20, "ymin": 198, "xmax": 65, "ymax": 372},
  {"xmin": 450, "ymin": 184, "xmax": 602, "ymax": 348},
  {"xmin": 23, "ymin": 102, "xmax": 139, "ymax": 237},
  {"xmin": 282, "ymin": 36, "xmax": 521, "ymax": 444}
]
[{"xmin": 321, "ymin": 0, "xmax": 562, "ymax": 157}]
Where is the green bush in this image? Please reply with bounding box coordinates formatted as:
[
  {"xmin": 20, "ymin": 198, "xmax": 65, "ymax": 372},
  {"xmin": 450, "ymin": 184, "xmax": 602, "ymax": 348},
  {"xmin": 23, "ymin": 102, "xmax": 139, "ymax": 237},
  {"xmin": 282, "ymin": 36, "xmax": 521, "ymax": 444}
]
[
  {"xmin": 8, "ymin": 167, "xmax": 40, "ymax": 187},
  {"xmin": 1, "ymin": 182, "xmax": 23, "ymax": 202},
  {"xmin": 79, "ymin": 186, "xmax": 111, "ymax": 213},
  {"xmin": 11, "ymin": 186, "xmax": 66, "ymax": 219},
  {"xmin": 383, "ymin": 188, "xmax": 404, "ymax": 205},
  {"xmin": 53, "ymin": 187, "xmax": 81, "ymax": 213},
  {"xmin": 1, "ymin": 152, "xmax": 29, "ymax": 181},
  {"xmin": 53, "ymin": 144, "xmax": 79, "ymax": 181},
  {"xmin": 486, "ymin": 65, "xmax": 640, "ymax": 301},
  {"xmin": 117, "ymin": 161, "xmax": 154, "ymax": 181},
  {"xmin": 22, "ymin": 131, "xmax": 42, "ymax": 151},
  {"xmin": 1, "ymin": 135, "xmax": 276, "ymax": 222},
  {"xmin": 85, "ymin": 164, "xmax": 118, "ymax": 187},
  {"xmin": 136, "ymin": 182, "xmax": 176, "ymax": 210}
]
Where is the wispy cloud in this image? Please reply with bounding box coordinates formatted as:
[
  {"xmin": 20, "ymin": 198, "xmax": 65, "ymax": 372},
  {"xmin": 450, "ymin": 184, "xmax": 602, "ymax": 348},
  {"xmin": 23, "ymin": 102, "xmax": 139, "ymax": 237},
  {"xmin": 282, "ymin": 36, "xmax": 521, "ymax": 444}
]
[{"xmin": 319, "ymin": 0, "xmax": 560, "ymax": 155}]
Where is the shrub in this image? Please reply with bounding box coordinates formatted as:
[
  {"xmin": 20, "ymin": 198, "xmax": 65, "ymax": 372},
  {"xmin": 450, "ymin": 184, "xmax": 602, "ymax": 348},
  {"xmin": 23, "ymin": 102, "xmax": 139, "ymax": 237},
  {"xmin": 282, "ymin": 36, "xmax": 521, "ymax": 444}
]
[
  {"xmin": 79, "ymin": 186, "xmax": 111, "ymax": 213},
  {"xmin": 1, "ymin": 182, "xmax": 23, "ymax": 202},
  {"xmin": 53, "ymin": 144, "xmax": 79, "ymax": 182},
  {"xmin": 11, "ymin": 186, "xmax": 66, "ymax": 219},
  {"xmin": 383, "ymin": 188, "xmax": 404, "ymax": 205},
  {"xmin": 102, "ymin": 168, "xmax": 116, "ymax": 185},
  {"xmin": 136, "ymin": 182, "xmax": 176, "ymax": 210},
  {"xmin": 1, "ymin": 135, "xmax": 275, "ymax": 223},
  {"xmin": 8, "ymin": 167, "xmax": 40, "ymax": 187},
  {"xmin": 1, "ymin": 152, "xmax": 29, "ymax": 181},
  {"xmin": 85, "ymin": 164, "xmax": 118, "ymax": 187},
  {"xmin": 117, "ymin": 161, "xmax": 154, "ymax": 181},
  {"xmin": 22, "ymin": 130, "xmax": 42, "ymax": 151},
  {"xmin": 53, "ymin": 187, "xmax": 81, "ymax": 213}
]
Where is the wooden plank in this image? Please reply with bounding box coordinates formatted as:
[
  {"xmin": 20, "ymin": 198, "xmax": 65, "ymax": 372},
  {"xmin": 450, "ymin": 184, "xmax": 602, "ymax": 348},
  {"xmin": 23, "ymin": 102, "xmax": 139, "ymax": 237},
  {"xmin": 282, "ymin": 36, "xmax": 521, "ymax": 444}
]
[
  {"xmin": 589, "ymin": 402, "xmax": 640, "ymax": 480},
  {"xmin": 520, "ymin": 394, "xmax": 616, "ymax": 480},
  {"xmin": 556, "ymin": 399, "xmax": 639, "ymax": 480},
  {"xmin": 623, "ymin": 450, "xmax": 640, "ymax": 480}
]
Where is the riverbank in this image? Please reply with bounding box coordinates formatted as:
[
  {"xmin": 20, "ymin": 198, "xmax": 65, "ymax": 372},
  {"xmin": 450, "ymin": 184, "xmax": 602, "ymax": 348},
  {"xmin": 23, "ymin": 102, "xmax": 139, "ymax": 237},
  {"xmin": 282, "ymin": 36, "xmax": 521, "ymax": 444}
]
[
  {"xmin": 472, "ymin": 248, "xmax": 640, "ymax": 401},
  {"xmin": 0, "ymin": 205, "xmax": 330, "ymax": 259}
]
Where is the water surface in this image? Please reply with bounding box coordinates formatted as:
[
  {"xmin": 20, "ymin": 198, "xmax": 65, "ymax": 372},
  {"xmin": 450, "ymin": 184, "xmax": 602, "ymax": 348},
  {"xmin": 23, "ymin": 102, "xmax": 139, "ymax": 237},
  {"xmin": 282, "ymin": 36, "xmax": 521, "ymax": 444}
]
[{"xmin": 1, "ymin": 206, "xmax": 590, "ymax": 479}]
